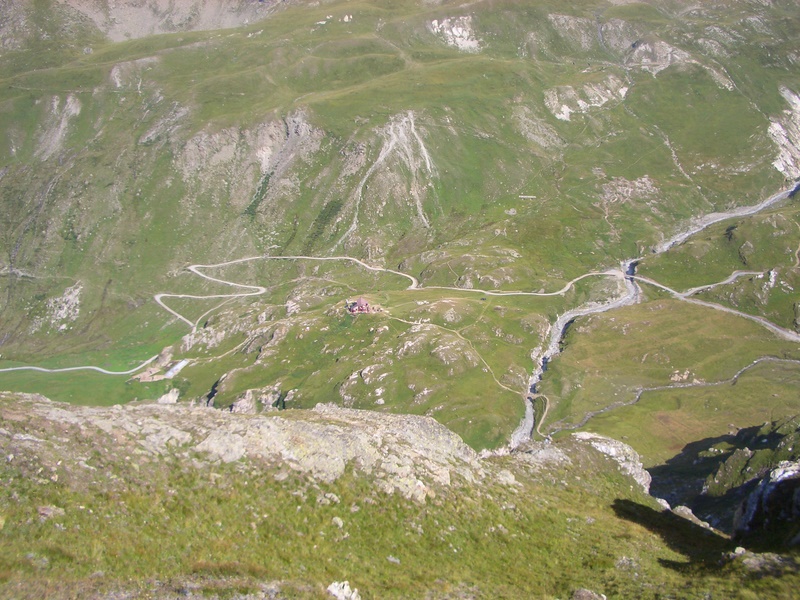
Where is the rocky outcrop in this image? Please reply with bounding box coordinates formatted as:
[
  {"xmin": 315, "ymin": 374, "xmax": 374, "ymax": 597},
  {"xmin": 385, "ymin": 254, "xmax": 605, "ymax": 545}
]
[
  {"xmin": 543, "ymin": 75, "xmax": 628, "ymax": 122},
  {"xmin": 2, "ymin": 1, "xmax": 284, "ymax": 51},
  {"xmin": 547, "ymin": 14, "xmax": 596, "ymax": 51},
  {"xmin": 0, "ymin": 393, "xmax": 484, "ymax": 504},
  {"xmin": 572, "ymin": 432, "xmax": 651, "ymax": 493},
  {"xmin": 512, "ymin": 106, "xmax": 565, "ymax": 150},
  {"xmin": 177, "ymin": 112, "xmax": 323, "ymax": 212},
  {"xmin": 157, "ymin": 389, "xmax": 180, "ymax": 405},
  {"xmin": 34, "ymin": 96, "xmax": 82, "ymax": 162},
  {"xmin": 769, "ymin": 87, "xmax": 800, "ymax": 179},
  {"xmin": 327, "ymin": 581, "xmax": 361, "ymax": 600},
  {"xmin": 733, "ymin": 460, "xmax": 800, "ymax": 546},
  {"xmin": 626, "ymin": 40, "xmax": 692, "ymax": 75},
  {"xmin": 723, "ymin": 547, "xmax": 800, "ymax": 576},
  {"xmin": 513, "ymin": 441, "xmax": 572, "ymax": 470},
  {"xmin": 62, "ymin": 0, "xmax": 281, "ymax": 41},
  {"xmin": 228, "ymin": 387, "xmax": 285, "ymax": 413},
  {"xmin": 0, "ymin": 392, "xmax": 663, "ymax": 509},
  {"xmin": 428, "ymin": 17, "xmax": 481, "ymax": 53}
]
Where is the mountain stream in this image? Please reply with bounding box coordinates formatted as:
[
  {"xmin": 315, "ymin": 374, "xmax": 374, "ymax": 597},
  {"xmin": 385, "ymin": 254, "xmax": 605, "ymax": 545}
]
[{"xmin": 510, "ymin": 186, "xmax": 796, "ymax": 448}]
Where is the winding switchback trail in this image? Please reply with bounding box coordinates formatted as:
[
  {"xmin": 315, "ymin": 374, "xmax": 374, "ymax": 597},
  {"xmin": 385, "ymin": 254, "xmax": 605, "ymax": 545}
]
[
  {"xmin": 149, "ymin": 186, "xmax": 796, "ymax": 448},
  {"xmin": 426, "ymin": 270, "xmax": 619, "ymax": 297},
  {"xmin": 154, "ymin": 257, "xmax": 623, "ymax": 330},
  {"xmin": 681, "ymin": 270, "xmax": 764, "ymax": 297},
  {"xmin": 155, "ymin": 254, "xmax": 421, "ymax": 331},
  {"xmin": 270, "ymin": 255, "xmax": 420, "ymax": 289},
  {"xmin": 155, "ymin": 258, "xmax": 271, "ymax": 329}
]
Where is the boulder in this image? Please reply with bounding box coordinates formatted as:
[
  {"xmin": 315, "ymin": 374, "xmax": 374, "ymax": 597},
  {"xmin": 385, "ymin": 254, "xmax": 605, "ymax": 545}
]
[
  {"xmin": 327, "ymin": 581, "xmax": 361, "ymax": 600},
  {"xmin": 229, "ymin": 391, "xmax": 257, "ymax": 414},
  {"xmin": 37, "ymin": 506, "xmax": 65, "ymax": 521}
]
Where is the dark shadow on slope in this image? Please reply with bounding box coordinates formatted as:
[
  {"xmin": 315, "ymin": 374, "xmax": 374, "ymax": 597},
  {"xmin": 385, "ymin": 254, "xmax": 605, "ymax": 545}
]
[
  {"xmin": 648, "ymin": 433, "xmax": 745, "ymax": 509},
  {"xmin": 690, "ymin": 479, "xmax": 761, "ymax": 535},
  {"xmin": 611, "ymin": 499, "xmax": 733, "ymax": 572},
  {"xmin": 647, "ymin": 425, "xmax": 787, "ymax": 533}
]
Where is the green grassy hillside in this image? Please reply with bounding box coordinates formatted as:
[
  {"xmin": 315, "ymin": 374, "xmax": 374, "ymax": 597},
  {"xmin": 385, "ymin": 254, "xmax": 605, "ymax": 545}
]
[
  {"xmin": 1, "ymin": 0, "xmax": 800, "ymax": 596},
  {"xmin": 2, "ymin": 392, "xmax": 798, "ymax": 599},
  {"xmin": 1, "ymin": 0, "xmax": 799, "ymax": 454}
]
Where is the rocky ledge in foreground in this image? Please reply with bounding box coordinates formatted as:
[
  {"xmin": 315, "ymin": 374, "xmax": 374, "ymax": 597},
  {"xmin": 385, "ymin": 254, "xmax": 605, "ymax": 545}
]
[
  {"xmin": 0, "ymin": 392, "xmax": 698, "ymax": 506},
  {"xmin": 0, "ymin": 393, "xmax": 489, "ymax": 504}
]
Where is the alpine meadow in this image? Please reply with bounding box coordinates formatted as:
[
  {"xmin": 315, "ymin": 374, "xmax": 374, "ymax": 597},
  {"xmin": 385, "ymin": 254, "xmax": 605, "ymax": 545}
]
[{"xmin": 1, "ymin": 0, "xmax": 800, "ymax": 598}]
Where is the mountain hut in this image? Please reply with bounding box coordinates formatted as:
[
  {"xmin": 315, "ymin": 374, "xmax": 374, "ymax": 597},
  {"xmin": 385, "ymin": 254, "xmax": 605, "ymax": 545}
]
[{"xmin": 348, "ymin": 297, "xmax": 371, "ymax": 314}]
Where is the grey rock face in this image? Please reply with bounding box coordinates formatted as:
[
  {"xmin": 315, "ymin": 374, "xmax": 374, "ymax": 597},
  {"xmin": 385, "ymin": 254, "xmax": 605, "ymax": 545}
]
[
  {"xmin": 229, "ymin": 391, "xmax": 258, "ymax": 414},
  {"xmin": 5, "ymin": 394, "xmax": 484, "ymax": 503},
  {"xmin": 63, "ymin": 0, "xmax": 280, "ymax": 42},
  {"xmin": 572, "ymin": 432, "xmax": 651, "ymax": 493},
  {"xmin": 733, "ymin": 460, "xmax": 800, "ymax": 545},
  {"xmin": 157, "ymin": 389, "xmax": 180, "ymax": 404}
]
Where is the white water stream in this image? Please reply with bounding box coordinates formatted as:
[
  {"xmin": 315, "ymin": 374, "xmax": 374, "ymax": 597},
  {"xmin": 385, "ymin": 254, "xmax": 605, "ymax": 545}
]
[{"xmin": 509, "ymin": 186, "xmax": 795, "ymax": 448}]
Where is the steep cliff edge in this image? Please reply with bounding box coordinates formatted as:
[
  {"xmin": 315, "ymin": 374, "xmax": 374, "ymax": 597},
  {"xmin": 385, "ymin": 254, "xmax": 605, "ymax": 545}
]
[{"xmin": 734, "ymin": 460, "xmax": 800, "ymax": 547}]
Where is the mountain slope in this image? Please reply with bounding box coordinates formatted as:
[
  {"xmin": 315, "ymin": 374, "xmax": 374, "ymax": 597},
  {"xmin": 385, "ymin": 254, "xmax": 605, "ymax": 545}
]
[
  {"xmin": 2, "ymin": 391, "xmax": 798, "ymax": 599},
  {"xmin": 1, "ymin": 0, "xmax": 800, "ymax": 593},
  {"xmin": 1, "ymin": 0, "xmax": 799, "ymax": 449}
]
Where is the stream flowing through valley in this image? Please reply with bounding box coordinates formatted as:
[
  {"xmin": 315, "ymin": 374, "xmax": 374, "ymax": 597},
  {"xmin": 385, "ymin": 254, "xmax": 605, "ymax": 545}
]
[{"xmin": 510, "ymin": 186, "xmax": 796, "ymax": 448}]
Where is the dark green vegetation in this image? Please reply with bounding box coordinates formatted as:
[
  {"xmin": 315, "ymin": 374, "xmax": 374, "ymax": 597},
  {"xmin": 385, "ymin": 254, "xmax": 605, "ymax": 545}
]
[{"xmin": 1, "ymin": 0, "xmax": 800, "ymax": 594}]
